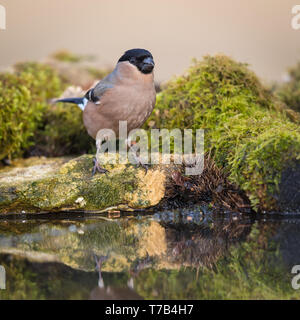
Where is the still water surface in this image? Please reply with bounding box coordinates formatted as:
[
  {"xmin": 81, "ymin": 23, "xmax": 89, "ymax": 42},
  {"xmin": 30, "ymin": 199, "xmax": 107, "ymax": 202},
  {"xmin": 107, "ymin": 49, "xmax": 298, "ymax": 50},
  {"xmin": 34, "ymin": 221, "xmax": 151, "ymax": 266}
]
[{"xmin": 0, "ymin": 207, "xmax": 299, "ymax": 300}]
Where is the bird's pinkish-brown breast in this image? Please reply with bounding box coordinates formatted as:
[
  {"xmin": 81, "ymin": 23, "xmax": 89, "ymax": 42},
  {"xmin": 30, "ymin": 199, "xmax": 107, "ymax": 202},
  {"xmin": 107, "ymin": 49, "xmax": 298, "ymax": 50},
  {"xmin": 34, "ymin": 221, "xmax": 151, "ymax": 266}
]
[{"xmin": 83, "ymin": 62, "xmax": 156, "ymax": 139}]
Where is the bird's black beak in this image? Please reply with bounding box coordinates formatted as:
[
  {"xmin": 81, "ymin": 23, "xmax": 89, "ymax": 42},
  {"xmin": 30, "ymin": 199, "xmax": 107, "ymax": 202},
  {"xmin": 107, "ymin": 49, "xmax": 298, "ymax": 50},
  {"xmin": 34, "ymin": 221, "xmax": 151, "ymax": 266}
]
[{"xmin": 141, "ymin": 57, "xmax": 155, "ymax": 73}]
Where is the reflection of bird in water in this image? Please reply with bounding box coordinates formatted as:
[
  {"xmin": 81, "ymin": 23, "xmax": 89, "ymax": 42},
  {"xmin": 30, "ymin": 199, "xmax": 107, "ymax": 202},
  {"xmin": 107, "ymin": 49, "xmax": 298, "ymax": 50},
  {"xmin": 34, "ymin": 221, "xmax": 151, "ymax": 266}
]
[
  {"xmin": 129, "ymin": 252, "xmax": 152, "ymax": 278},
  {"xmin": 89, "ymin": 254, "xmax": 144, "ymax": 300},
  {"xmin": 94, "ymin": 254, "xmax": 108, "ymax": 289}
]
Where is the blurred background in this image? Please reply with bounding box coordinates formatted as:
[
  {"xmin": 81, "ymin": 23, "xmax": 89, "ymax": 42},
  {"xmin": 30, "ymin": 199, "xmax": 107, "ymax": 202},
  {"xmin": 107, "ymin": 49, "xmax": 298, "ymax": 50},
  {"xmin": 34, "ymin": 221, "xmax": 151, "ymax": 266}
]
[{"xmin": 0, "ymin": 0, "xmax": 300, "ymax": 83}]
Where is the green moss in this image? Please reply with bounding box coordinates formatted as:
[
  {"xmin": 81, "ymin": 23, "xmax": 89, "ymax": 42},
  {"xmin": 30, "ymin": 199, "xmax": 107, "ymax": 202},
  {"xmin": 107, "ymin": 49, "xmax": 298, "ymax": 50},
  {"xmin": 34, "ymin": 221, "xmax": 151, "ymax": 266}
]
[
  {"xmin": 0, "ymin": 55, "xmax": 114, "ymax": 159},
  {"xmin": 0, "ymin": 63, "xmax": 65, "ymax": 160},
  {"xmin": 33, "ymin": 103, "xmax": 95, "ymax": 156},
  {"xmin": 83, "ymin": 169, "xmax": 137, "ymax": 208},
  {"xmin": 0, "ymin": 59, "xmax": 99, "ymax": 158},
  {"xmin": 276, "ymin": 60, "xmax": 300, "ymax": 113},
  {"xmin": 14, "ymin": 62, "xmax": 66, "ymax": 98},
  {"xmin": 17, "ymin": 155, "xmax": 102, "ymax": 211},
  {"xmin": 51, "ymin": 50, "xmax": 84, "ymax": 63},
  {"xmin": 0, "ymin": 155, "xmax": 158, "ymax": 213},
  {"xmin": 145, "ymin": 55, "xmax": 300, "ymax": 211}
]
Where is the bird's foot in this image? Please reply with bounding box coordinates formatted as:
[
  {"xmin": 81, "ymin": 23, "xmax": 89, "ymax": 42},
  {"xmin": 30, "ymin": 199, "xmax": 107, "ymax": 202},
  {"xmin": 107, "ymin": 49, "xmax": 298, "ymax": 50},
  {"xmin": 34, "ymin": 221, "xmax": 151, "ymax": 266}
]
[
  {"xmin": 94, "ymin": 254, "xmax": 109, "ymax": 271},
  {"xmin": 92, "ymin": 157, "xmax": 109, "ymax": 176},
  {"xmin": 130, "ymin": 153, "xmax": 151, "ymax": 173},
  {"xmin": 1, "ymin": 158, "xmax": 11, "ymax": 166},
  {"xmin": 134, "ymin": 162, "xmax": 151, "ymax": 173},
  {"xmin": 130, "ymin": 154, "xmax": 151, "ymax": 173}
]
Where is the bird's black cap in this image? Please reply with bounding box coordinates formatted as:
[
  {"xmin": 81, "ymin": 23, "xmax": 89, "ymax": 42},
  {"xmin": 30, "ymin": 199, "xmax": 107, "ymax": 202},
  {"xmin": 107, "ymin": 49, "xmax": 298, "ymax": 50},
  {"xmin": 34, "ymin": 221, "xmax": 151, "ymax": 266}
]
[
  {"xmin": 118, "ymin": 48, "xmax": 153, "ymax": 63},
  {"xmin": 118, "ymin": 49, "xmax": 154, "ymax": 74}
]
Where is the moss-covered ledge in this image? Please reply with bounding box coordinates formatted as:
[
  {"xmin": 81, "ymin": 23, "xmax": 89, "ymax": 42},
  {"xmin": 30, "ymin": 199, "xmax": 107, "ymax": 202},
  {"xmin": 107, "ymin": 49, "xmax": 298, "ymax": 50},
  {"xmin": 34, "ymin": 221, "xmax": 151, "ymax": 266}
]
[
  {"xmin": 0, "ymin": 155, "xmax": 167, "ymax": 214},
  {"xmin": 145, "ymin": 55, "xmax": 300, "ymax": 212}
]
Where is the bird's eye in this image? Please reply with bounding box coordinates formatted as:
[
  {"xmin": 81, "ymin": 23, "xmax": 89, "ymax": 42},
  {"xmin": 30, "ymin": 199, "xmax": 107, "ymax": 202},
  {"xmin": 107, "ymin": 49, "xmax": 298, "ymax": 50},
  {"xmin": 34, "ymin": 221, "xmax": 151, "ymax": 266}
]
[{"xmin": 129, "ymin": 57, "xmax": 136, "ymax": 64}]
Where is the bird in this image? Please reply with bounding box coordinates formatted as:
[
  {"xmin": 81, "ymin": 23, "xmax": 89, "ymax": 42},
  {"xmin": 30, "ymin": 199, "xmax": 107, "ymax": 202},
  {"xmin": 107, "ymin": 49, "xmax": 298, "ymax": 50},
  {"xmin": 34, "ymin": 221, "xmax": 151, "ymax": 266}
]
[
  {"xmin": 55, "ymin": 48, "xmax": 156, "ymax": 175},
  {"xmin": 90, "ymin": 254, "xmax": 143, "ymax": 300}
]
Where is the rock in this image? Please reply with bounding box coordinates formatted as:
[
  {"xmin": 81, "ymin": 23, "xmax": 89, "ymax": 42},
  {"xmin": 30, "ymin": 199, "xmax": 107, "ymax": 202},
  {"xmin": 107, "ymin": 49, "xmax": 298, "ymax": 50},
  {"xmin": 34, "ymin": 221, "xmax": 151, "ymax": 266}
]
[
  {"xmin": 0, "ymin": 155, "xmax": 168, "ymax": 214},
  {"xmin": 277, "ymin": 162, "xmax": 300, "ymax": 212}
]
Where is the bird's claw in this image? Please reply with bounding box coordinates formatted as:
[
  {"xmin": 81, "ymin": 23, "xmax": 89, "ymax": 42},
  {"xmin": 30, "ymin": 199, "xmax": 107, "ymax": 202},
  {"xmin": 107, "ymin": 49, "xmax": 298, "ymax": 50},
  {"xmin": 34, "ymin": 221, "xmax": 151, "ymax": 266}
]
[
  {"xmin": 135, "ymin": 162, "xmax": 151, "ymax": 173},
  {"xmin": 94, "ymin": 254, "xmax": 109, "ymax": 271},
  {"xmin": 92, "ymin": 158, "xmax": 109, "ymax": 176}
]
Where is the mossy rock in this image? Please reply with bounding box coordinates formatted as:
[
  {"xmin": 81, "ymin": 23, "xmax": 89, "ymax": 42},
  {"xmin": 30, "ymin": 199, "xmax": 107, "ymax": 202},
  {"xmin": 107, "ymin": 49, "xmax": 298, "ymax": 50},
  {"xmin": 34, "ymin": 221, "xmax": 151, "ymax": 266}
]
[
  {"xmin": 145, "ymin": 55, "xmax": 300, "ymax": 211},
  {"xmin": 0, "ymin": 155, "xmax": 168, "ymax": 214}
]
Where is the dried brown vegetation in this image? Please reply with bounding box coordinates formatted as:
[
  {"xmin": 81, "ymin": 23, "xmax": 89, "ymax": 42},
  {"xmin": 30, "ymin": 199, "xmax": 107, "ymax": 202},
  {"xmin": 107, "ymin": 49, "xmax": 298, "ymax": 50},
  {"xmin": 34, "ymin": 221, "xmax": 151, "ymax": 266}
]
[{"xmin": 165, "ymin": 153, "xmax": 252, "ymax": 213}]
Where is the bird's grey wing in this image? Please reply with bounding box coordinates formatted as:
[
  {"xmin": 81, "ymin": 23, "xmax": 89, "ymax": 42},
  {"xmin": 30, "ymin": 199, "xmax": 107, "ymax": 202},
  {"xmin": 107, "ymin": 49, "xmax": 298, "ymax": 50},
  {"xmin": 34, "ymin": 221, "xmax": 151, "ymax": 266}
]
[{"xmin": 85, "ymin": 78, "xmax": 114, "ymax": 104}]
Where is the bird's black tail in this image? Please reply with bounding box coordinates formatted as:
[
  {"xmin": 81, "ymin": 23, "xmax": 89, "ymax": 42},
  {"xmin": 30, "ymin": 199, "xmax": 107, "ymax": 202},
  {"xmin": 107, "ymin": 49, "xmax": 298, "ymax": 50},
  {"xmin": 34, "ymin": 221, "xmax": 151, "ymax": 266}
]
[
  {"xmin": 55, "ymin": 97, "xmax": 87, "ymax": 110},
  {"xmin": 55, "ymin": 97, "xmax": 84, "ymax": 105}
]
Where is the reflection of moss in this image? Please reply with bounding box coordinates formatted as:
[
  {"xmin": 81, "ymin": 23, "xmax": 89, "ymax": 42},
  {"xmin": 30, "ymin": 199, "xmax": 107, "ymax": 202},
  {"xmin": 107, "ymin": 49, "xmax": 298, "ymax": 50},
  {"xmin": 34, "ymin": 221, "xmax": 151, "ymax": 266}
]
[
  {"xmin": 0, "ymin": 213, "xmax": 249, "ymax": 273},
  {"xmin": 0, "ymin": 217, "xmax": 298, "ymax": 299},
  {"xmin": 145, "ymin": 55, "xmax": 300, "ymax": 211},
  {"xmin": 135, "ymin": 224, "xmax": 299, "ymax": 300},
  {"xmin": 0, "ymin": 253, "xmax": 96, "ymax": 299},
  {"xmin": 0, "ymin": 252, "xmax": 138, "ymax": 300}
]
